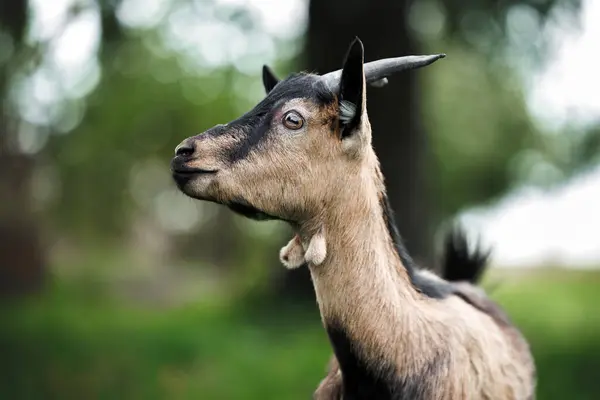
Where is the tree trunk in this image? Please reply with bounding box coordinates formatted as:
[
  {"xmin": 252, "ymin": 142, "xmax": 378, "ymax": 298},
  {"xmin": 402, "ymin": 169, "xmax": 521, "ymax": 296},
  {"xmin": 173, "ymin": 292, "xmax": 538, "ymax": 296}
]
[
  {"xmin": 0, "ymin": 0, "xmax": 46, "ymax": 299},
  {"xmin": 277, "ymin": 0, "xmax": 435, "ymax": 300},
  {"xmin": 0, "ymin": 142, "xmax": 45, "ymax": 298}
]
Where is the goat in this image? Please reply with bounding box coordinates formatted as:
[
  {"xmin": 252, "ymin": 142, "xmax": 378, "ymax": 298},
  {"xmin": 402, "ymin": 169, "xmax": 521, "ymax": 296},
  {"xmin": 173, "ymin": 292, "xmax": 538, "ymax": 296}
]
[
  {"xmin": 171, "ymin": 37, "xmax": 536, "ymax": 399},
  {"xmin": 285, "ymin": 228, "xmax": 534, "ymax": 399}
]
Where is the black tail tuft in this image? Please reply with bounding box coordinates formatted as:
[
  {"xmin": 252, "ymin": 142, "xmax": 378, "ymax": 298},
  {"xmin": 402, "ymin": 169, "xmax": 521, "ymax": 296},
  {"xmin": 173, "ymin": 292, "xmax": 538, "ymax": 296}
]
[{"xmin": 441, "ymin": 226, "xmax": 491, "ymax": 284}]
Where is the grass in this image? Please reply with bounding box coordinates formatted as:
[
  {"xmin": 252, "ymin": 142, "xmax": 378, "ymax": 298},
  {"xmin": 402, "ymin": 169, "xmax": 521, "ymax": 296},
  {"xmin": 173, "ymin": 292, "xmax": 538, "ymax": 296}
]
[
  {"xmin": 1, "ymin": 269, "xmax": 599, "ymax": 399},
  {"xmin": 488, "ymin": 269, "xmax": 600, "ymax": 399}
]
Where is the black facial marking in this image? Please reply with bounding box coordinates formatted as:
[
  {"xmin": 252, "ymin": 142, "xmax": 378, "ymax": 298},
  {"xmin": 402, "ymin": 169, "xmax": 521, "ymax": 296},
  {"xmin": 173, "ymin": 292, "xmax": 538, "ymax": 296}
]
[
  {"xmin": 223, "ymin": 73, "xmax": 335, "ymax": 163},
  {"xmin": 226, "ymin": 115, "xmax": 271, "ymax": 163},
  {"xmin": 379, "ymin": 192, "xmax": 453, "ymax": 299},
  {"xmin": 326, "ymin": 320, "xmax": 446, "ymax": 400}
]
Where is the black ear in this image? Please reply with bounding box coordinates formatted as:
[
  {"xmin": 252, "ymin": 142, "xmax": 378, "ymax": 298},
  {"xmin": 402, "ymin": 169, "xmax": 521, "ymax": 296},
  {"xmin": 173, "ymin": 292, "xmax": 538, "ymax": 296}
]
[
  {"xmin": 338, "ymin": 37, "xmax": 365, "ymax": 137},
  {"xmin": 262, "ymin": 65, "xmax": 280, "ymax": 94}
]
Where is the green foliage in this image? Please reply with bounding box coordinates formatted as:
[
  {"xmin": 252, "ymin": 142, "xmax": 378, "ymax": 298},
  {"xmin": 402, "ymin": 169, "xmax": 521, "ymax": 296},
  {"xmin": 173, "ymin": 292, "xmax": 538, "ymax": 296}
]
[
  {"xmin": 0, "ymin": 280, "xmax": 331, "ymax": 400},
  {"xmin": 45, "ymin": 35, "xmax": 244, "ymax": 237},
  {"xmin": 1, "ymin": 270, "xmax": 599, "ymax": 399},
  {"xmin": 24, "ymin": 0, "xmax": 595, "ymax": 251},
  {"xmin": 437, "ymin": 0, "xmax": 582, "ymax": 59},
  {"xmin": 490, "ymin": 270, "xmax": 600, "ymax": 400},
  {"xmin": 423, "ymin": 40, "xmax": 540, "ymax": 218}
]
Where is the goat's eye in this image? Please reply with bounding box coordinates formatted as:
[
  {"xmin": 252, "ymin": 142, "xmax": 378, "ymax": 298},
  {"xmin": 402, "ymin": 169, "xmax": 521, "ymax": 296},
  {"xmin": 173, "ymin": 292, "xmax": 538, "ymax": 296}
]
[{"xmin": 282, "ymin": 111, "xmax": 304, "ymax": 130}]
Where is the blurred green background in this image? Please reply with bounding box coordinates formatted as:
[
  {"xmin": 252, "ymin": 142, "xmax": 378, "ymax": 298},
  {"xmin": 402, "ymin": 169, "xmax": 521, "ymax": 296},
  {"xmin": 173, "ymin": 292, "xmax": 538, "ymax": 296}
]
[{"xmin": 1, "ymin": 0, "xmax": 599, "ymax": 399}]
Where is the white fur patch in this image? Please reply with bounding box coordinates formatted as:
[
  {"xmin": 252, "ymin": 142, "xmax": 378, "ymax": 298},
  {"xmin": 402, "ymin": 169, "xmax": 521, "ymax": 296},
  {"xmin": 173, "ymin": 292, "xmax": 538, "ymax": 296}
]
[
  {"xmin": 305, "ymin": 228, "xmax": 327, "ymax": 266},
  {"xmin": 279, "ymin": 235, "xmax": 305, "ymax": 269},
  {"xmin": 339, "ymin": 100, "xmax": 356, "ymax": 124}
]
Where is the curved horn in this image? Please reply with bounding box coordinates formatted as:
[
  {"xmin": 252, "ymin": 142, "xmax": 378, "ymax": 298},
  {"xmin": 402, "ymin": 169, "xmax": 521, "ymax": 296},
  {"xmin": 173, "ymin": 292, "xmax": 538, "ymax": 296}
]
[{"xmin": 321, "ymin": 53, "xmax": 446, "ymax": 93}]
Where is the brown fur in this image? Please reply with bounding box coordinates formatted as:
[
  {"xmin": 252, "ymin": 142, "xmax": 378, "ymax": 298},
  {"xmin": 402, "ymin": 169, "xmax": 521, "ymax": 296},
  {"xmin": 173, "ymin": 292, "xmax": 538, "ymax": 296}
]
[
  {"xmin": 312, "ymin": 285, "xmax": 536, "ymax": 399},
  {"xmin": 309, "ymin": 274, "xmax": 536, "ymax": 399},
  {"xmin": 302, "ymin": 185, "xmax": 535, "ymax": 399},
  {"xmin": 172, "ymin": 46, "xmax": 536, "ymax": 399},
  {"xmin": 178, "ymin": 97, "xmax": 346, "ymax": 224}
]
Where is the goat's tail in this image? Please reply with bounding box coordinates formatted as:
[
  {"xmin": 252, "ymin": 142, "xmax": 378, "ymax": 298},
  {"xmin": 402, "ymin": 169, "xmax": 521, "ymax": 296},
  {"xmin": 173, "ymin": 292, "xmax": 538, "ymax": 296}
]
[{"xmin": 440, "ymin": 226, "xmax": 491, "ymax": 284}]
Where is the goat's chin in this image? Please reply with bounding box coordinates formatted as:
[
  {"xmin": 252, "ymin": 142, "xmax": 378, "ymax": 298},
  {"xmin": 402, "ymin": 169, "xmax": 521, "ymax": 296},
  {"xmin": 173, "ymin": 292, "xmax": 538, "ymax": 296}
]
[
  {"xmin": 172, "ymin": 172, "xmax": 217, "ymax": 201},
  {"xmin": 172, "ymin": 173, "xmax": 292, "ymax": 222}
]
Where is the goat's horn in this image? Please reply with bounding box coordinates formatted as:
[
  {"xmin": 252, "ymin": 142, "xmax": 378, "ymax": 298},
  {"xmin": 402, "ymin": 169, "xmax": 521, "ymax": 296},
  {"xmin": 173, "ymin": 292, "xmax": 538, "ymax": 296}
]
[{"xmin": 321, "ymin": 54, "xmax": 446, "ymax": 92}]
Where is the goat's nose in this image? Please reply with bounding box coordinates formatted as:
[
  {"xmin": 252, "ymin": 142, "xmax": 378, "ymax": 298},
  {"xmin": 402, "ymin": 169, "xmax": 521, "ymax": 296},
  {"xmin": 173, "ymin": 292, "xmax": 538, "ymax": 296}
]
[{"xmin": 175, "ymin": 140, "xmax": 195, "ymax": 157}]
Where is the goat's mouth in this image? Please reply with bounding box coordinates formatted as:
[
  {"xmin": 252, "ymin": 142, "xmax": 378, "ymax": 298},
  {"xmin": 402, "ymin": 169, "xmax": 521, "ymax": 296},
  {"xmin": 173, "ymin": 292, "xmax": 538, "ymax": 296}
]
[
  {"xmin": 171, "ymin": 165, "xmax": 218, "ymax": 189},
  {"xmin": 171, "ymin": 166, "xmax": 218, "ymax": 175}
]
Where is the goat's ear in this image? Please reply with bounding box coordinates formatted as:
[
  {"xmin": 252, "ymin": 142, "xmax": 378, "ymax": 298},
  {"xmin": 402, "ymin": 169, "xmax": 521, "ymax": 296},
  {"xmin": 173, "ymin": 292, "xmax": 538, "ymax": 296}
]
[
  {"xmin": 262, "ymin": 65, "xmax": 280, "ymax": 94},
  {"xmin": 338, "ymin": 37, "xmax": 365, "ymax": 138}
]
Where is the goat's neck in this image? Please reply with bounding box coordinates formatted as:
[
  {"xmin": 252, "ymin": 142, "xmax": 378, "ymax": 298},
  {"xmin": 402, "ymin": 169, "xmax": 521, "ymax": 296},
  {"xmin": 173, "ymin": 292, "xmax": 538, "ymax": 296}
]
[{"xmin": 297, "ymin": 184, "xmax": 425, "ymax": 366}]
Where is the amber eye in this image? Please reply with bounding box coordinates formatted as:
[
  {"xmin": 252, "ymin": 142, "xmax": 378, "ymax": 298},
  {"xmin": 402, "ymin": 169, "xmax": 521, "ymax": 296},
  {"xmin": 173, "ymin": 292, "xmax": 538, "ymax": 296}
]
[{"xmin": 282, "ymin": 111, "xmax": 304, "ymax": 130}]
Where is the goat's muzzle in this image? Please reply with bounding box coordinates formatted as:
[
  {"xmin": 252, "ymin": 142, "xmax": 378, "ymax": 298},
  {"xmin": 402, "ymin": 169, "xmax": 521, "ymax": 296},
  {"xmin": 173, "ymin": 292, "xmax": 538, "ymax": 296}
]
[{"xmin": 171, "ymin": 138, "xmax": 218, "ymax": 189}]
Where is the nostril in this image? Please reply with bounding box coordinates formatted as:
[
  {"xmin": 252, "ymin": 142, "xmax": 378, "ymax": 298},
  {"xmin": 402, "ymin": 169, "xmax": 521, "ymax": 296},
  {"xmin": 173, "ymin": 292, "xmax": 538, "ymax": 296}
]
[{"xmin": 175, "ymin": 142, "xmax": 194, "ymax": 157}]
